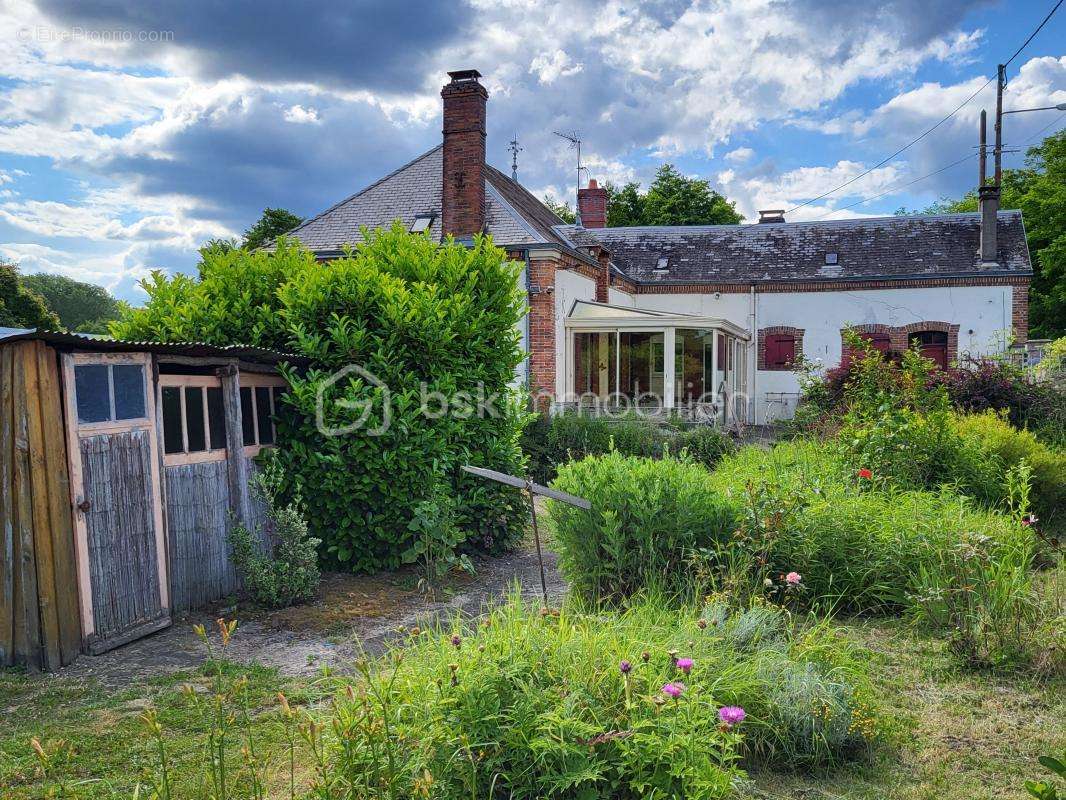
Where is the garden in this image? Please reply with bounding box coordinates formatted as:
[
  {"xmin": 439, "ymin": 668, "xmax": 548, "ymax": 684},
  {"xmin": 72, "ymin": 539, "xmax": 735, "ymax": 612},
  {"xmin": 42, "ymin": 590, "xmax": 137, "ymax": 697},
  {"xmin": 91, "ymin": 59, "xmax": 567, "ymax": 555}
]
[{"xmin": 1, "ymin": 234, "xmax": 1064, "ymax": 798}]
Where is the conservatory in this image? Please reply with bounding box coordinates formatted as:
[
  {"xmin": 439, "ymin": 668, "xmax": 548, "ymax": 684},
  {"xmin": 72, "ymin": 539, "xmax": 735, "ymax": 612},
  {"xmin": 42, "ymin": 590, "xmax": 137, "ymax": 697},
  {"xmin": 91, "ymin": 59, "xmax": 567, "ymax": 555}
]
[{"xmin": 562, "ymin": 301, "xmax": 751, "ymax": 425}]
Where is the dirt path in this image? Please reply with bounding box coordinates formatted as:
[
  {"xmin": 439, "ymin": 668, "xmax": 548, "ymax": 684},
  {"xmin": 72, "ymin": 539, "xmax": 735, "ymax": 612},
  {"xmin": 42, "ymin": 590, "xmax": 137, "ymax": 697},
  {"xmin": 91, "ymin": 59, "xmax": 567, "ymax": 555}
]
[{"xmin": 61, "ymin": 544, "xmax": 566, "ymax": 685}]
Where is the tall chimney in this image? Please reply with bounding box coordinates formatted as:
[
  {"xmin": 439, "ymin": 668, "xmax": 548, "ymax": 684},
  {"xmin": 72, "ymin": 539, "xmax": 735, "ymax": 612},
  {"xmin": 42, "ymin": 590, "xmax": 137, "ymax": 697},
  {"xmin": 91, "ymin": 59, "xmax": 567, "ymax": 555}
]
[
  {"xmin": 577, "ymin": 179, "xmax": 608, "ymax": 228},
  {"xmin": 441, "ymin": 69, "xmax": 487, "ymax": 240},
  {"xmin": 978, "ymin": 185, "xmax": 999, "ymax": 264}
]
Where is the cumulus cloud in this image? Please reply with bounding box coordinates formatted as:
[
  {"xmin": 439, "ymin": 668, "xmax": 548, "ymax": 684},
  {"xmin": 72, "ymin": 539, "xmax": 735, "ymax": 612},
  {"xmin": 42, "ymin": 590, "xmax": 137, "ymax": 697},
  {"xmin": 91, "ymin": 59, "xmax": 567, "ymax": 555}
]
[
  {"xmin": 529, "ymin": 50, "xmax": 584, "ymax": 84},
  {"xmin": 724, "ymin": 147, "xmax": 754, "ymax": 164}
]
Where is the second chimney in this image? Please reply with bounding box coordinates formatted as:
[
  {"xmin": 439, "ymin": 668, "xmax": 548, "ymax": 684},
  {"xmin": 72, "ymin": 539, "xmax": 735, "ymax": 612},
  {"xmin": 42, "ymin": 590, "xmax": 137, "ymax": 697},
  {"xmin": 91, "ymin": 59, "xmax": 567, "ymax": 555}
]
[
  {"xmin": 978, "ymin": 185, "xmax": 999, "ymax": 264},
  {"xmin": 758, "ymin": 209, "xmax": 785, "ymax": 224},
  {"xmin": 441, "ymin": 69, "xmax": 487, "ymax": 240},
  {"xmin": 577, "ymin": 179, "xmax": 608, "ymax": 228}
]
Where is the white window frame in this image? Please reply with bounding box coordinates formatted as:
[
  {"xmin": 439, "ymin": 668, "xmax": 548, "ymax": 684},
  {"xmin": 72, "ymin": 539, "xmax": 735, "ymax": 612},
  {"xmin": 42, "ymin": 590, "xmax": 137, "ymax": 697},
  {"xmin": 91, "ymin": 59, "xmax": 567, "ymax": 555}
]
[
  {"xmin": 158, "ymin": 374, "xmax": 228, "ymax": 467},
  {"xmin": 239, "ymin": 373, "xmax": 288, "ymax": 457}
]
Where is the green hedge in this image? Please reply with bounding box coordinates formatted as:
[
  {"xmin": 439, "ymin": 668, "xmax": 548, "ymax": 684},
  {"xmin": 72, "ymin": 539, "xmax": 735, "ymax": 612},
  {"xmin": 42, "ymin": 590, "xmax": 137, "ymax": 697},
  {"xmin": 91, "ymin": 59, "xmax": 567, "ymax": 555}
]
[{"xmin": 115, "ymin": 227, "xmax": 528, "ymax": 571}]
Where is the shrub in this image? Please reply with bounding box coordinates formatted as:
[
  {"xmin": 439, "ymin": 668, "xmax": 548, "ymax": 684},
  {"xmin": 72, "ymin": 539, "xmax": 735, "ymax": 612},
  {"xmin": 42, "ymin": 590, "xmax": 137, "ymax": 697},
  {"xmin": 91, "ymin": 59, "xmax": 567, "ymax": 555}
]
[
  {"xmin": 228, "ymin": 459, "xmax": 321, "ymax": 608},
  {"xmin": 674, "ymin": 425, "xmax": 736, "ymax": 470},
  {"xmin": 116, "ymin": 227, "xmax": 529, "ymax": 571},
  {"xmin": 549, "ymin": 451, "xmax": 736, "ymax": 603},
  {"xmin": 953, "ymin": 410, "xmax": 1066, "ymax": 531}
]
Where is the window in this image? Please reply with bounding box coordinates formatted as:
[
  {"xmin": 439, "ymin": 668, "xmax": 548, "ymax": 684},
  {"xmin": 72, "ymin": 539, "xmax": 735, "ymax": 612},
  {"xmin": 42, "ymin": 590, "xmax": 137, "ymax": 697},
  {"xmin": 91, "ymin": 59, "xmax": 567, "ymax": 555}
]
[
  {"xmin": 910, "ymin": 330, "xmax": 949, "ymax": 369},
  {"xmin": 409, "ymin": 214, "xmax": 434, "ymax": 233},
  {"xmin": 825, "ymin": 252, "xmax": 838, "ymax": 265},
  {"xmin": 239, "ymin": 377, "xmax": 286, "ymax": 451},
  {"xmin": 860, "ymin": 332, "xmax": 891, "ymax": 354},
  {"xmin": 74, "ymin": 362, "xmax": 146, "ymax": 424},
  {"xmin": 160, "ymin": 377, "xmax": 228, "ymax": 460},
  {"xmin": 764, "ymin": 334, "xmax": 796, "ymax": 369},
  {"xmin": 654, "ymin": 256, "xmax": 670, "ymax": 271}
]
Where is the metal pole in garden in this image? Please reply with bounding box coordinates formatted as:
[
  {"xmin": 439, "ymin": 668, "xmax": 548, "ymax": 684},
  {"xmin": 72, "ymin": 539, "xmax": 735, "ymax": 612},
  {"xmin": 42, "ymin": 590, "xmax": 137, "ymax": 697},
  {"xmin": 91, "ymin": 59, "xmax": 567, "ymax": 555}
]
[{"xmin": 461, "ymin": 465, "xmax": 591, "ymax": 609}]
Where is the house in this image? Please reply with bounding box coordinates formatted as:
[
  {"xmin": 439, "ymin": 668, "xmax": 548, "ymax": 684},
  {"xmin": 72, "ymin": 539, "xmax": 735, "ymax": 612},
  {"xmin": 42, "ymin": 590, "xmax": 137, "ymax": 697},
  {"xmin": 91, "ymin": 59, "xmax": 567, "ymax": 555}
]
[{"xmin": 286, "ymin": 69, "xmax": 1033, "ymax": 424}]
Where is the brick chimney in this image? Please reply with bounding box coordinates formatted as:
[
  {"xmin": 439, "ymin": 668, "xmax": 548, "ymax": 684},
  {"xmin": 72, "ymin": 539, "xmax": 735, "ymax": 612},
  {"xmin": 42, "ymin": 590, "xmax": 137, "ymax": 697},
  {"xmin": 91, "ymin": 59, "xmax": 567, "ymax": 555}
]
[
  {"xmin": 577, "ymin": 179, "xmax": 608, "ymax": 228},
  {"xmin": 441, "ymin": 69, "xmax": 487, "ymax": 239},
  {"xmin": 978, "ymin": 184, "xmax": 999, "ymax": 264}
]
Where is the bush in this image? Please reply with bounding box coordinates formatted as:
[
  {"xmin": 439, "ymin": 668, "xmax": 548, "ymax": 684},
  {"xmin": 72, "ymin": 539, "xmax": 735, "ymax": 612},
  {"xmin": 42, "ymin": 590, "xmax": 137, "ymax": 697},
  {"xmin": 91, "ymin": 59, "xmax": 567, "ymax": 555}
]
[
  {"xmin": 228, "ymin": 460, "xmax": 321, "ymax": 608},
  {"xmin": 549, "ymin": 451, "xmax": 736, "ymax": 603},
  {"xmin": 953, "ymin": 410, "xmax": 1066, "ymax": 531},
  {"xmin": 116, "ymin": 227, "xmax": 529, "ymax": 572},
  {"xmin": 674, "ymin": 425, "xmax": 736, "ymax": 470}
]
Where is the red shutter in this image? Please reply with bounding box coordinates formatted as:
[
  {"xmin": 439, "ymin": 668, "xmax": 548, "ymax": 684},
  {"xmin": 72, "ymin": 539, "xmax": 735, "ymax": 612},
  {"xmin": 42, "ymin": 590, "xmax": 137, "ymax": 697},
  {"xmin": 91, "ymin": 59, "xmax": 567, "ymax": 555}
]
[{"xmin": 764, "ymin": 334, "xmax": 795, "ymax": 368}]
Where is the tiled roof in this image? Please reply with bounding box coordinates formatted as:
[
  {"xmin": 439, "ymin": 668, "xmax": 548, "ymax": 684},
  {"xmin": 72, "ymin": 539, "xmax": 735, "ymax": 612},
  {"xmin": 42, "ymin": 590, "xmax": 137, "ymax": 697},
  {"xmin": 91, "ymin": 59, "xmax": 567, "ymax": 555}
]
[
  {"xmin": 285, "ymin": 146, "xmax": 574, "ymax": 254},
  {"xmin": 556, "ymin": 212, "xmax": 1032, "ymax": 284}
]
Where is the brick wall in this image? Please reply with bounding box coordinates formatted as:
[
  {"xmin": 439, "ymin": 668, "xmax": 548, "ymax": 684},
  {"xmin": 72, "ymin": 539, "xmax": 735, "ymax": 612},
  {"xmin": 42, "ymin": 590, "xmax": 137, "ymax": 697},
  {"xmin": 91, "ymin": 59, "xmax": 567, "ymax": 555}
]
[
  {"xmin": 528, "ymin": 257, "xmax": 557, "ymax": 407},
  {"xmin": 840, "ymin": 321, "xmax": 960, "ymax": 364},
  {"xmin": 441, "ymin": 73, "xmax": 487, "ymax": 238},
  {"xmin": 1012, "ymin": 280, "xmax": 1029, "ymax": 344}
]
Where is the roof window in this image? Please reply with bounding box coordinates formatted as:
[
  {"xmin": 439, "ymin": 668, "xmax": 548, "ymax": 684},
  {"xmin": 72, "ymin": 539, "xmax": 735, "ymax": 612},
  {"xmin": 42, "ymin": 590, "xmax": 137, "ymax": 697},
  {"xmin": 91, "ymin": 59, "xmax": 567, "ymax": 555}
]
[
  {"xmin": 410, "ymin": 215, "xmax": 434, "ymax": 234},
  {"xmin": 825, "ymin": 252, "xmax": 838, "ymax": 265},
  {"xmin": 654, "ymin": 256, "xmax": 670, "ymax": 271}
]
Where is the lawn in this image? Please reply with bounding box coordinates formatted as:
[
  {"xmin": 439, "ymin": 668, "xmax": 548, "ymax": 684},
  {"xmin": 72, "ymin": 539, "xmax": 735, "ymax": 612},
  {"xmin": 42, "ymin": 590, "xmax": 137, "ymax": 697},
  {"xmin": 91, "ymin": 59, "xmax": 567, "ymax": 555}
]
[{"xmin": 1, "ymin": 617, "xmax": 1061, "ymax": 799}]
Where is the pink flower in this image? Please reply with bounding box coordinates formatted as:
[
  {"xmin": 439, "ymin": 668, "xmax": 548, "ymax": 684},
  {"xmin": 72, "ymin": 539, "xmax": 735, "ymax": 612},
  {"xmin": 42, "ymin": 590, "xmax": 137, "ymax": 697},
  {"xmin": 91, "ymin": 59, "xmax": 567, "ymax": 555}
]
[
  {"xmin": 857, "ymin": 468, "xmax": 873, "ymax": 480},
  {"xmin": 1021, "ymin": 514, "xmax": 1038, "ymax": 526},
  {"xmin": 676, "ymin": 657, "xmax": 693, "ymax": 674},
  {"xmin": 718, "ymin": 706, "xmax": 746, "ymax": 727},
  {"xmin": 785, "ymin": 572, "xmax": 802, "ymax": 586},
  {"xmin": 661, "ymin": 682, "xmax": 685, "ymax": 699}
]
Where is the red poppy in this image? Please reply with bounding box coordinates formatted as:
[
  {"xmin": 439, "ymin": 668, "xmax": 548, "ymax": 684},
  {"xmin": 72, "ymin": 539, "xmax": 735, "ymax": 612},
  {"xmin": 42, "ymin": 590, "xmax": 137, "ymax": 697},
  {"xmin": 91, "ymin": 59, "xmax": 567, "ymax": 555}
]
[{"xmin": 857, "ymin": 468, "xmax": 873, "ymax": 480}]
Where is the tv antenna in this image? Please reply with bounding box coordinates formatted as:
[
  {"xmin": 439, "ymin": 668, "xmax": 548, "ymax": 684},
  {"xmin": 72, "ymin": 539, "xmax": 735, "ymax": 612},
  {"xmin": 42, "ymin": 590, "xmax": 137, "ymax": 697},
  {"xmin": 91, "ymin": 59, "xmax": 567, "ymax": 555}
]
[
  {"xmin": 508, "ymin": 134, "xmax": 522, "ymax": 182},
  {"xmin": 553, "ymin": 130, "xmax": 587, "ymax": 224}
]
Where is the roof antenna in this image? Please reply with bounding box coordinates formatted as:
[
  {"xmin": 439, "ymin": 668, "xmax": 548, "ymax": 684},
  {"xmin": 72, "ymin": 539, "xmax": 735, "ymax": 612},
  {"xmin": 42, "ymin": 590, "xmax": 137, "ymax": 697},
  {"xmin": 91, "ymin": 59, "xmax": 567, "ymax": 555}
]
[
  {"xmin": 508, "ymin": 134, "xmax": 522, "ymax": 182},
  {"xmin": 553, "ymin": 130, "xmax": 586, "ymax": 225}
]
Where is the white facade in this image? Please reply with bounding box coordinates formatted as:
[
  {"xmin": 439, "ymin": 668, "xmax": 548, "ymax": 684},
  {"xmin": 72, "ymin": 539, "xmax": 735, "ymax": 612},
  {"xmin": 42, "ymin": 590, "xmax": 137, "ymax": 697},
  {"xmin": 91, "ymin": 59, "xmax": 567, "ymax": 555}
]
[{"xmin": 535, "ymin": 275, "xmax": 1017, "ymax": 423}]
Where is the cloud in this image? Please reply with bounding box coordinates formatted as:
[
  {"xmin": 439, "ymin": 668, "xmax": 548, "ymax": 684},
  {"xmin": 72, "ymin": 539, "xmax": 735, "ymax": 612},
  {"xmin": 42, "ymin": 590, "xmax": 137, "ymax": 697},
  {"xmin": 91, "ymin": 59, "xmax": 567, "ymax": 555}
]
[
  {"xmin": 529, "ymin": 50, "xmax": 584, "ymax": 85},
  {"xmin": 724, "ymin": 147, "xmax": 754, "ymax": 164},
  {"xmin": 283, "ymin": 104, "xmax": 320, "ymax": 124}
]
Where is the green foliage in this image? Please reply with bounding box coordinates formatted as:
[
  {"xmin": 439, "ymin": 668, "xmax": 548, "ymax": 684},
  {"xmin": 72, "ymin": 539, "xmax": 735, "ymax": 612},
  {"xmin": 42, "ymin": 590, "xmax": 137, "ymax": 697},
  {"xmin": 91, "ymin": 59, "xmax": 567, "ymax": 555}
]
[
  {"xmin": 19, "ymin": 272, "xmax": 128, "ymax": 333},
  {"xmin": 674, "ymin": 425, "xmax": 737, "ymax": 470},
  {"xmin": 402, "ymin": 486, "xmax": 474, "ymax": 592},
  {"xmin": 0, "ymin": 260, "xmax": 60, "ymax": 329},
  {"xmin": 541, "ymin": 193, "xmax": 576, "ymax": 223},
  {"xmin": 116, "ymin": 225, "xmax": 529, "ymax": 573},
  {"xmin": 228, "ymin": 459, "xmax": 321, "ymax": 609},
  {"xmin": 1026, "ymin": 753, "xmax": 1066, "ymax": 800},
  {"xmin": 604, "ymin": 181, "xmax": 646, "ymax": 227},
  {"xmin": 953, "ymin": 410, "xmax": 1066, "ymax": 532},
  {"xmin": 601, "ymin": 165, "xmax": 742, "ymax": 228},
  {"xmin": 549, "ymin": 451, "xmax": 737, "ymax": 603},
  {"xmin": 242, "ymin": 207, "xmax": 305, "ymax": 251}
]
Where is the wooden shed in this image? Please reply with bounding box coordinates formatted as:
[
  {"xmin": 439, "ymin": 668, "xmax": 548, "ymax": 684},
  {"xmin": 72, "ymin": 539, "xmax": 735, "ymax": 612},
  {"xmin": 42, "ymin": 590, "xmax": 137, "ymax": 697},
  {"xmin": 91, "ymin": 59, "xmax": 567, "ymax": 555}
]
[{"xmin": 0, "ymin": 329, "xmax": 300, "ymax": 669}]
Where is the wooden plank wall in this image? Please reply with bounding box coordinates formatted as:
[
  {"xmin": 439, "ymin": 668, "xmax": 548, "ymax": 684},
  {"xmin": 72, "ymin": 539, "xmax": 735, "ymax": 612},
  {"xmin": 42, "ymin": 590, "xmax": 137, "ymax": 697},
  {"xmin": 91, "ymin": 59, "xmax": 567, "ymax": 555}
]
[{"xmin": 0, "ymin": 341, "xmax": 82, "ymax": 670}]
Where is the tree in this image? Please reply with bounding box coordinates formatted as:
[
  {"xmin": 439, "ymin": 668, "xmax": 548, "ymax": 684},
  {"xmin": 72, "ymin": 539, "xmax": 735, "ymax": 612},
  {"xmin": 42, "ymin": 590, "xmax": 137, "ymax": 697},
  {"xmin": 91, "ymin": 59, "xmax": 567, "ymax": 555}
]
[
  {"xmin": 542, "ymin": 194, "xmax": 576, "ymax": 224},
  {"xmin": 604, "ymin": 182, "xmax": 646, "ymax": 227},
  {"xmin": 642, "ymin": 164, "xmax": 743, "ymax": 226},
  {"xmin": 0, "ymin": 260, "xmax": 60, "ymax": 329},
  {"xmin": 896, "ymin": 130, "xmax": 1066, "ymax": 338},
  {"xmin": 20, "ymin": 273, "xmax": 128, "ymax": 333},
  {"xmin": 242, "ymin": 207, "xmax": 304, "ymax": 250}
]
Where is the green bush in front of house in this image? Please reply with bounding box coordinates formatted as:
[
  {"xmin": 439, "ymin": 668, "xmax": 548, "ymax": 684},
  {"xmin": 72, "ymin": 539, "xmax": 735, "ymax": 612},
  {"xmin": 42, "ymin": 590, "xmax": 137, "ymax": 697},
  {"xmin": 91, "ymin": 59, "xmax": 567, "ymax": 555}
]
[
  {"xmin": 114, "ymin": 226, "xmax": 529, "ymax": 572},
  {"xmin": 549, "ymin": 451, "xmax": 737, "ymax": 603}
]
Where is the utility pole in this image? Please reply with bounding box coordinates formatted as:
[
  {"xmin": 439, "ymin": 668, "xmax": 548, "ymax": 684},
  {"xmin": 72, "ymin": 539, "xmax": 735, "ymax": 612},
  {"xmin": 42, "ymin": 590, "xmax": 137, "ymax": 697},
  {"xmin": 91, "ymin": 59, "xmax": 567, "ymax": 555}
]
[
  {"xmin": 979, "ymin": 109, "xmax": 987, "ymax": 187},
  {"xmin": 994, "ymin": 63, "xmax": 1005, "ymax": 187},
  {"xmin": 508, "ymin": 134, "xmax": 522, "ymax": 182}
]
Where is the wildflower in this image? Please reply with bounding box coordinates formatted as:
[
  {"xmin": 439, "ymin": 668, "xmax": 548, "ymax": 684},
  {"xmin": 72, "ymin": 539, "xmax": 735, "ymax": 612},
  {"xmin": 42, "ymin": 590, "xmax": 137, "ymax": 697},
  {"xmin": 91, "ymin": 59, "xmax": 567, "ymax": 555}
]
[
  {"xmin": 676, "ymin": 657, "xmax": 693, "ymax": 675},
  {"xmin": 641, "ymin": 651, "xmax": 650, "ymax": 663},
  {"xmin": 763, "ymin": 578, "xmax": 774, "ymax": 588},
  {"xmin": 1021, "ymin": 513, "xmax": 1038, "ymax": 526},
  {"xmin": 619, "ymin": 660, "xmax": 632, "ymax": 674},
  {"xmin": 451, "ymin": 634, "xmax": 462, "ymax": 648},
  {"xmin": 718, "ymin": 706, "xmax": 746, "ymax": 727},
  {"xmin": 697, "ymin": 618, "xmax": 708, "ymax": 630},
  {"xmin": 668, "ymin": 649, "xmax": 679, "ymax": 666},
  {"xmin": 857, "ymin": 468, "xmax": 873, "ymax": 480},
  {"xmin": 785, "ymin": 571, "xmax": 802, "ymax": 586},
  {"xmin": 278, "ymin": 692, "xmax": 292, "ymax": 717},
  {"xmin": 661, "ymin": 682, "xmax": 685, "ymax": 699}
]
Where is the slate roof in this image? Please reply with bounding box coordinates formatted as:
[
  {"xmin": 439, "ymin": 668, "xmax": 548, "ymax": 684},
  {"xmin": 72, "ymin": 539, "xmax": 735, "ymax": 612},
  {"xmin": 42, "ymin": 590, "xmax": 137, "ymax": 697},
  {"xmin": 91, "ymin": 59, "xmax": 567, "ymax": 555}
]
[
  {"xmin": 556, "ymin": 212, "xmax": 1031, "ymax": 284},
  {"xmin": 285, "ymin": 145, "xmax": 576, "ymax": 255}
]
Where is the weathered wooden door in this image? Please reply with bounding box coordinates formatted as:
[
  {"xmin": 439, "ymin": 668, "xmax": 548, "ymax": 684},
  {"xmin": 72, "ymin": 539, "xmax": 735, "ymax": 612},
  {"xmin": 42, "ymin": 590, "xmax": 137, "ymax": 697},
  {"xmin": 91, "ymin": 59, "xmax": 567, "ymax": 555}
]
[{"xmin": 62, "ymin": 352, "xmax": 170, "ymax": 654}]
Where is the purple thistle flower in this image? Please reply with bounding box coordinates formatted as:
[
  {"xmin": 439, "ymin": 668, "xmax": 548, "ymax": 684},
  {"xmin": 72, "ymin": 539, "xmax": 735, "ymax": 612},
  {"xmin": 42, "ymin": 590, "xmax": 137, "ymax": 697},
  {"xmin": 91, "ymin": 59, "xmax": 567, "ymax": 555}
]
[
  {"xmin": 619, "ymin": 660, "xmax": 632, "ymax": 674},
  {"xmin": 718, "ymin": 706, "xmax": 746, "ymax": 727},
  {"xmin": 676, "ymin": 657, "xmax": 693, "ymax": 674},
  {"xmin": 661, "ymin": 682, "xmax": 685, "ymax": 699},
  {"xmin": 451, "ymin": 634, "xmax": 461, "ymax": 648}
]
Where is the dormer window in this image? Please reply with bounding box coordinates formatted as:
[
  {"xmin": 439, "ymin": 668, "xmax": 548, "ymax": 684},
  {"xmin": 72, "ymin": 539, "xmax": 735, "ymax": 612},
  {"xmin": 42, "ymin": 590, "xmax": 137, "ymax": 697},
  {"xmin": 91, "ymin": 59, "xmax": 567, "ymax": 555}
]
[
  {"xmin": 825, "ymin": 252, "xmax": 838, "ymax": 266},
  {"xmin": 410, "ymin": 215, "xmax": 434, "ymax": 234},
  {"xmin": 654, "ymin": 256, "xmax": 670, "ymax": 271}
]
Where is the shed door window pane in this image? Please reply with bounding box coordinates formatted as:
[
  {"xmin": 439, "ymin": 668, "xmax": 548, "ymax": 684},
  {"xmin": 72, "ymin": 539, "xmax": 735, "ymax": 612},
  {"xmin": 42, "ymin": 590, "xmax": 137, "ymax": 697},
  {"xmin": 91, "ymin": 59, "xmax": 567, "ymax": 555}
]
[
  {"xmin": 161, "ymin": 387, "xmax": 184, "ymax": 454},
  {"xmin": 240, "ymin": 387, "xmax": 255, "ymax": 445},
  {"xmin": 255, "ymin": 386, "xmax": 274, "ymax": 445},
  {"xmin": 112, "ymin": 364, "xmax": 146, "ymax": 419},
  {"xmin": 206, "ymin": 387, "xmax": 226, "ymax": 450},
  {"xmin": 184, "ymin": 387, "xmax": 207, "ymax": 452},
  {"xmin": 74, "ymin": 365, "xmax": 111, "ymax": 423}
]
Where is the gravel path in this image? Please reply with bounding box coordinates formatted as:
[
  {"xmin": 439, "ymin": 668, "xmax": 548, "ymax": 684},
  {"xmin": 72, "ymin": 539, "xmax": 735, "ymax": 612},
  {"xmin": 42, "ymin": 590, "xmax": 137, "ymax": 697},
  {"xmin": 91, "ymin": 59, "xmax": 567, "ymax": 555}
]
[{"xmin": 60, "ymin": 544, "xmax": 566, "ymax": 686}]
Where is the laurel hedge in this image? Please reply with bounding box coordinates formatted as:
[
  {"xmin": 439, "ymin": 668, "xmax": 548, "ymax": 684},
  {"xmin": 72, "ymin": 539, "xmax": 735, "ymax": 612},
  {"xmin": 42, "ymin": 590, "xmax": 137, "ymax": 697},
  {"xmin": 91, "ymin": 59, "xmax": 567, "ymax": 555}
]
[{"xmin": 114, "ymin": 225, "xmax": 529, "ymax": 571}]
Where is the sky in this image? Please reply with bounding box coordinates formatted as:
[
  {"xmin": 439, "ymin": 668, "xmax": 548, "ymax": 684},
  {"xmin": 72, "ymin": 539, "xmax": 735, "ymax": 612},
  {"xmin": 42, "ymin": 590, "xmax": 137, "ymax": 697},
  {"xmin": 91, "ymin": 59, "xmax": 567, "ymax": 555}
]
[{"xmin": 0, "ymin": 0, "xmax": 1063, "ymax": 304}]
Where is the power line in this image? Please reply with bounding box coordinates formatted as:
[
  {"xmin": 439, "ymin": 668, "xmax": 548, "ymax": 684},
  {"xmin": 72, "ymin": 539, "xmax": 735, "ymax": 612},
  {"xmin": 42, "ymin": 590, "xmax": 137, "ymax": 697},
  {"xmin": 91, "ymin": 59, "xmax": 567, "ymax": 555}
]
[
  {"xmin": 1020, "ymin": 112, "xmax": 1066, "ymax": 146},
  {"xmin": 786, "ymin": 0, "xmax": 1064, "ymax": 214},
  {"xmin": 812, "ymin": 153, "xmax": 976, "ymax": 220}
]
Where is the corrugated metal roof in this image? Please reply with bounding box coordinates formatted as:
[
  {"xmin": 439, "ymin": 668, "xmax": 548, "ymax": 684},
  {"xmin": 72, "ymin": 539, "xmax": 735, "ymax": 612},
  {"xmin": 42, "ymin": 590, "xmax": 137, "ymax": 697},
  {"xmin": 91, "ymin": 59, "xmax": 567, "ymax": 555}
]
[{"xmin": 0, "ymin": 329, "xmax": 305, "ymax": 365}]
